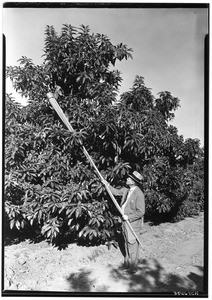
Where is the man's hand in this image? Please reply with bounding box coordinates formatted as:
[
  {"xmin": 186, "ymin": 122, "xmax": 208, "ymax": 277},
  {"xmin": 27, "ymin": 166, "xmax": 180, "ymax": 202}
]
[
  {"xmin": 102, "ymin": 179, "xmax": 109, "ymax": 186},
  {"xmin": 122, "ymin": 214, "xmax": 129, "ymax": 221}
]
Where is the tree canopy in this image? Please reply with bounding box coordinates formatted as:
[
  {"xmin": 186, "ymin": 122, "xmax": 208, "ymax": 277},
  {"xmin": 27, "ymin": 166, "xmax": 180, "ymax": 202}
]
[{"xmin": 5, "ymin": 24, "xmax": 204, "ymax": 245}]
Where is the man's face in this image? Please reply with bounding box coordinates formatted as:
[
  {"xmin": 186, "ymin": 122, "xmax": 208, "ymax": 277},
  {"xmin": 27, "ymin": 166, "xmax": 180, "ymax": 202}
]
[{"xmin": 126, "ymin": 177, "xmax": 135, "ymax": 186}]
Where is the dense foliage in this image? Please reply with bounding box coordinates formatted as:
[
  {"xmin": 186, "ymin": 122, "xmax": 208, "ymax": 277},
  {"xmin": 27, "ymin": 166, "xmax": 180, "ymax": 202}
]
[{"xmin": 5, "ymin": 24, "xmax": 204, "ymax": 245}]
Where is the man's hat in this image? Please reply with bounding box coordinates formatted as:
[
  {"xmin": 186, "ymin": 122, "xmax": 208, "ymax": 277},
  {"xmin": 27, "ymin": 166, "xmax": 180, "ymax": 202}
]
[{"xmin": 128, "ymin": 171, "xmax": 143, "ymax": 184}]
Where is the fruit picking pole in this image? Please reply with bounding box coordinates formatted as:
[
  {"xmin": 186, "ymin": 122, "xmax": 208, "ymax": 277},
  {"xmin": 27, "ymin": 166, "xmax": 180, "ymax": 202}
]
[{"xmin": 47, "ymin": 92, "xmax": 144, "ymax": 249}]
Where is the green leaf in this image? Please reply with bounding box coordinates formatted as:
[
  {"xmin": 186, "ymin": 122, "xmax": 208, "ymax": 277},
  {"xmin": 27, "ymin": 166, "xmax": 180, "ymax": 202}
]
[
  {"xmin": 68, "ymin": 218, "xmax": 73, "ymax": 226},
  {"xmin": 10, "ymin": 219, "xmax": 15, "ymax": 229},
  {"xmin": 15, "ymin": 220, "xmax": 21, "ymax": 230}
]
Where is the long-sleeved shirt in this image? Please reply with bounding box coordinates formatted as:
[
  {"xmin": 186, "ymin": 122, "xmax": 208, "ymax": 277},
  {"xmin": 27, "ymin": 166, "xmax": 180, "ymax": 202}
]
[{"xmin": 107, "ymin": 184, "xmax": 145, "ymax": 223}]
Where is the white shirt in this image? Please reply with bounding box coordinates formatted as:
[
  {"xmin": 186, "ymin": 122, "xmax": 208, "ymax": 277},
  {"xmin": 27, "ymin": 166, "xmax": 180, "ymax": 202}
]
[{"xmin": 122, "ymin": 186, "xmax": 136, "ymax": 213}]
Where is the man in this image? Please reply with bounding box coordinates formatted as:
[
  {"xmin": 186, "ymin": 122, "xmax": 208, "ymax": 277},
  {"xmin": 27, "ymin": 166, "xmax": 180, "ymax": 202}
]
[{"xmin": 103, "ymin": 171, "xmax": 145, "ymax": 273}]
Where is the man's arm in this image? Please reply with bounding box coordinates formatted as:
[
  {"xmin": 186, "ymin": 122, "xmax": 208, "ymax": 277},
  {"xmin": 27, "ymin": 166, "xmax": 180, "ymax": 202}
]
[
  {"xmin": 101, "ymin": 180, "xmax": 129, "ymax": 221},
  {"xmin": 102, "ymin": 180, "xmax": 125, "ymax": 197}
]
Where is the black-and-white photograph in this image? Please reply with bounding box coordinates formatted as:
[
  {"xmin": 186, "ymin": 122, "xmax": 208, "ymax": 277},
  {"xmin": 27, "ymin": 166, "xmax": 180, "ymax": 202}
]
[{"xmin": 2, "ymin": 2, "xmax": 209, "ymax": 297}]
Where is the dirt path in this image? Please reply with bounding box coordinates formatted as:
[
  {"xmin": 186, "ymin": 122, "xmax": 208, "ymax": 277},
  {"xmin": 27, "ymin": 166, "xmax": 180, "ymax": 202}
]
[{"xmin": 4, "ymin": 213, "xmax": 204, "ymax": 294}]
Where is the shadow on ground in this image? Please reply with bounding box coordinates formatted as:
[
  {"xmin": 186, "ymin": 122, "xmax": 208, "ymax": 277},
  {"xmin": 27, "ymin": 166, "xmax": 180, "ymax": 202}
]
[
  {"xmin": 66, "ymin": 269, "xmax": 95, "ymax": 292},
  {"xmin": 66, "ymin": 259, "xmax": 204, "ymax": 293},
  {"xmin": 66, "ymin": 268, "xmax": 109, "ymax": 292},
  {"xmin": 111, "ymin": 259, "xmax": 204, "ymax": 293}
]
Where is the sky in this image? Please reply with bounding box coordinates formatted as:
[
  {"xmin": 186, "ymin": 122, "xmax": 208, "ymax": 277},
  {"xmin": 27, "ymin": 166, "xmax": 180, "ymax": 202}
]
[{"xmin": 3, "ymin": 5, "xmax": 208, "ymax": 146}]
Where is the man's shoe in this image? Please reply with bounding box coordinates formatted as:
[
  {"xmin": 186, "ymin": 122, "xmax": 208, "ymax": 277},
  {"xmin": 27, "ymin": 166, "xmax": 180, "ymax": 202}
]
[
  {"xmin": 120, "ymin": 269, "xmax": 130, "ymax": 276},
  {"xmin": 128, "ymin": 268, "xmax": 138, "ymax": 274},
  {"xmin": 120, "ymin": 264, "xmax": 129, "ymax": 270}
]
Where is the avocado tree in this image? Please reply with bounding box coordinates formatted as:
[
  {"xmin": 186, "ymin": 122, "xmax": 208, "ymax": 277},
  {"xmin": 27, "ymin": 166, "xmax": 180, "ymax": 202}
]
[{"xmin": 5, "ymin": 24, "xmax": 204, "ymax": 245}]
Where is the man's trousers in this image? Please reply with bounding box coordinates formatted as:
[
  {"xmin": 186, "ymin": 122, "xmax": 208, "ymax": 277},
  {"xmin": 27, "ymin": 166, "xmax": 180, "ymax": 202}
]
[{"xmin": 121, "ymin": 222, "xmax": 141, "ymax": 270}]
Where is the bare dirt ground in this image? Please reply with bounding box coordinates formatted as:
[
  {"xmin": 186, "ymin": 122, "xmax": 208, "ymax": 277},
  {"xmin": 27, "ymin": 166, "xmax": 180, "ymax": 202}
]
[{"xmin": 4, "ymin": 212, "xmax": 205, "ymax": 294}]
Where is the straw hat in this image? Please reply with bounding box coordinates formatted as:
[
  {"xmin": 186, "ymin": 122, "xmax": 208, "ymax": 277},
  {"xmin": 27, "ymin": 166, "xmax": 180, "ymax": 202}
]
[{"xmin": 128, "ymin": 171, "xmax": 143, "ymax": 184}]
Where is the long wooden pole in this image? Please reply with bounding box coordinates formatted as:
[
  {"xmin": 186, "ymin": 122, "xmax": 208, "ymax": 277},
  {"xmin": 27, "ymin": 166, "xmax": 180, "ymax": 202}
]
[{"xmin": 47, "ymin": 92, "xmax": 144, "ymax": 249}]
